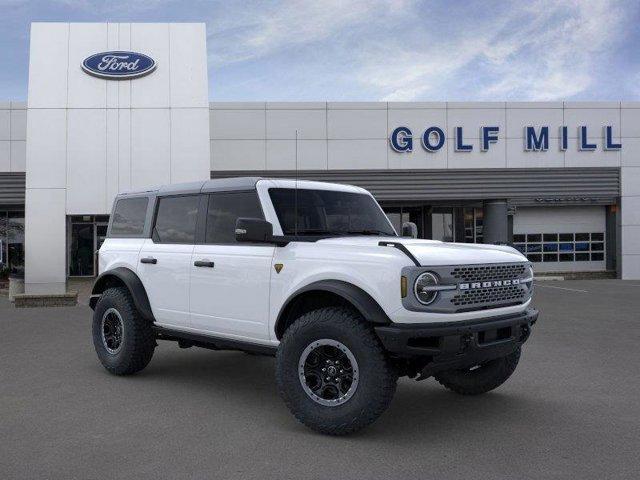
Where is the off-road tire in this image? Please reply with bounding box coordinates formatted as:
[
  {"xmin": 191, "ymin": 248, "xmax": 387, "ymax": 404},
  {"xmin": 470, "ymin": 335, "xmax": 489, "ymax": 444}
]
[
  {"xmin": 434, "ymin": 347, "xmax": 521, "ymax": 395},
  {"xmin": 276, "ymin": 307, "xmax": 397, "ymax": 436},
  {"xmin": 92, "ymin": 287, "xmax": 156, "ymax": 375}
]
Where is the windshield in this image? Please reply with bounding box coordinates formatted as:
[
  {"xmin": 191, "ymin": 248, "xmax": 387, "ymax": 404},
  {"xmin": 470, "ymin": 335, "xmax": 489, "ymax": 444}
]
[{"xmin": 268, "ymin": 188, "xmax": 397, "ymax": 237}]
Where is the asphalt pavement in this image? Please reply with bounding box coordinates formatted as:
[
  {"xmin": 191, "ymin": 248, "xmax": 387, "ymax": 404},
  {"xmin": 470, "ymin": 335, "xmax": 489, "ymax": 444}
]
[{"xmin": 1, "ymin": 280, "xmax": 639, "ymax": 479}]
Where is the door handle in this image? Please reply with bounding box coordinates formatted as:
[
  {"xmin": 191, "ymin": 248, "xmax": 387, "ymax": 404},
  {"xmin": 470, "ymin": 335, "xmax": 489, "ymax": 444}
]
[
  {"xmin": 194, "ymin": 260, "xmax": 215, "ymax": 268},
  {"xmin": 140, "ymin": 257, "xmax": 157, "ymax": 264}
]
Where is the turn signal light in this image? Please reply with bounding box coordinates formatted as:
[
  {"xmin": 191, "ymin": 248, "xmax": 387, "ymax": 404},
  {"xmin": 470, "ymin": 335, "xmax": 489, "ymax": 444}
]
[{"xmin": 401, "ymin": 276, "xmax": 408, "ymax": 298}]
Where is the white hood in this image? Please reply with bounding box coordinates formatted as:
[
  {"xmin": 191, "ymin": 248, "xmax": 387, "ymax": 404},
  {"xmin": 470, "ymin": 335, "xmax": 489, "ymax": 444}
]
[{"xmin": 316, "ymin": 236, "xmax": 527, "ymax": 266}]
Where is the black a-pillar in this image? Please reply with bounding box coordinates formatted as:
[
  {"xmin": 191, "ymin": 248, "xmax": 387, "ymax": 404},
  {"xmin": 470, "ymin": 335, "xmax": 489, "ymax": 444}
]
[{"xmin": 483, "ymin": 200, "xmax": 509, "ymax": 244}]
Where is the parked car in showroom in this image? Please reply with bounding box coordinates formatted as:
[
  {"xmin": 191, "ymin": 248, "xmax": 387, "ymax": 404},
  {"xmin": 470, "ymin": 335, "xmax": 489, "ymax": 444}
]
[{"xmin": 90, "ymin": 177, "xmax": 538, "ymax": 435}]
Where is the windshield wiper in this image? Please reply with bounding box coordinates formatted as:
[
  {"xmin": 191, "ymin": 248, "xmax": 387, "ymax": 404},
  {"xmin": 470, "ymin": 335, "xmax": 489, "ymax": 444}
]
[
  {"xmin": 289, "ymin": 229, "xmax": 349, "ymax": 236},
  {"xmin": 347, "ymin": 229, "xmax": 396, "ymax": 236}
]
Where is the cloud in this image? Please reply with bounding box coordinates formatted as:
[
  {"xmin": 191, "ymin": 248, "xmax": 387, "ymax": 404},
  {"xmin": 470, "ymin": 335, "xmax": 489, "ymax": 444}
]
[
  {"xmin": 207, "ymin": 0, "xmax": 412, "ymax": 66},
  {"xmin": 358, "ymin": 0, "xmax": 628, "ymax": 101}
]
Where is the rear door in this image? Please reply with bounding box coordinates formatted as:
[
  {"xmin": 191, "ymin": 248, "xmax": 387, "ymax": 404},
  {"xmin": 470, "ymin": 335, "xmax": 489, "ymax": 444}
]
[
  {"xmin": 189, "ymin": 191, "xmax": 275, "ymax": 341},
  {"xmin": 137, "ymin": 194, "xmax": 200, "ymax": 329}
]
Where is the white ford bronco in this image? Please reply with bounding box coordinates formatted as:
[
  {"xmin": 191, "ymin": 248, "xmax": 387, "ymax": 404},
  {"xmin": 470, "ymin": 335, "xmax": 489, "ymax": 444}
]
[{"xmin": 90, "ymin": 177, "xmax": 538, "ymax": 435}]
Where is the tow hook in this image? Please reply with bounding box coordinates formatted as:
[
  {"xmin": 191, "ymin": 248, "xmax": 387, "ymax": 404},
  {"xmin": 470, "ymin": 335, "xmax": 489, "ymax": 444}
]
[{"xmin": 460, "ymin": 333, "xmax": 473, "ymax": 353}]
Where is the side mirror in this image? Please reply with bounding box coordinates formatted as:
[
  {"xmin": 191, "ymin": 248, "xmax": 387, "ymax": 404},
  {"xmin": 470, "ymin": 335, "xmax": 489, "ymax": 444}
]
[
  {"xmin": 235, "ymin": 218, "xmax": 274, "ymax": 243},
  {"xmin": 401, "ymin": 221, "xmax": 418, "ymax": 239}
]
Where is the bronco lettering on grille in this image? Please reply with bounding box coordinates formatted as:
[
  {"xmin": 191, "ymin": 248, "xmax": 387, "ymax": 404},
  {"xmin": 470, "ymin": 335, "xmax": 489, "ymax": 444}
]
[{"xmin": 459, "ymin": 279, "xmax": 521, "ymax": 290}]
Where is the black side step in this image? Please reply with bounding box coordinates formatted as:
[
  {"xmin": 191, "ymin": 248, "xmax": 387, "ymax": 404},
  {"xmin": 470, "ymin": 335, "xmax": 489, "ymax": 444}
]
[{"xmin": 153, "ymin": 326, "xmax": 278, "ymax": 356}]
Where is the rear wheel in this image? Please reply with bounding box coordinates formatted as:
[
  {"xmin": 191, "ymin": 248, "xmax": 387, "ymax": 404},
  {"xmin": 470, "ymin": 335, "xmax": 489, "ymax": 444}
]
[
  {"xmin": 92, "ymin": 287, "xmax": 156, "ymax": 375},
  {"xmin": 276, "ymin": 307, "xmax": 397, "ymax": 436},
  {"xmin": 434, "ymin": 347, "xmax": 521, "ymax": 395}
]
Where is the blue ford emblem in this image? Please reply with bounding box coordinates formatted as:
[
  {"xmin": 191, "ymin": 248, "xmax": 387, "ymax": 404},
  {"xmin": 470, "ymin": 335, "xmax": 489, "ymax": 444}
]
[{"xmin": 82, "ymin": 51, "xmax": 156, "ymax": 80}]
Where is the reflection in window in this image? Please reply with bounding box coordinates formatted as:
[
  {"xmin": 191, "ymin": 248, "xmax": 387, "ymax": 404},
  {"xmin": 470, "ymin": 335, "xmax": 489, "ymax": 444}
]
[{"xmin": 513, "ymin": 232, "xmax": 605, "ymax": 263}]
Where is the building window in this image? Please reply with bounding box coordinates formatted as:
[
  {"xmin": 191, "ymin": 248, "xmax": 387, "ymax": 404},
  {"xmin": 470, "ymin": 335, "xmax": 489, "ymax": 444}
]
[
  {"xmin": 463, "ymin": 207, "xmax": 484, "ymax": 243},
  {"xmin": 513, "ymin": 232, "xmax": 605, "ymax": 263},
  {"xmin": 0, "ymin": 211, "xmax": 25, "ymax": 278}
]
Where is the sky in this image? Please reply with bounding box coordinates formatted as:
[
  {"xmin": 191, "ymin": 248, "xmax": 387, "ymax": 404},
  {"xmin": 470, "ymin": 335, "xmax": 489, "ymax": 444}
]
[{"xmin": 0, "ymin": 0, "xmax": 639, "ymax": 102}]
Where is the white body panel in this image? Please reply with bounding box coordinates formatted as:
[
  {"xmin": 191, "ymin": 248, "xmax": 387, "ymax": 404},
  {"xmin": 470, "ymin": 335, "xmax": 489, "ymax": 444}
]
[
  {"xmin": 136, "ymin": 239, "xmax": 194, "ymax": 329},
  {"xmin": 189, "ymin": 244, "xmax": 275, "ymax": 341}
]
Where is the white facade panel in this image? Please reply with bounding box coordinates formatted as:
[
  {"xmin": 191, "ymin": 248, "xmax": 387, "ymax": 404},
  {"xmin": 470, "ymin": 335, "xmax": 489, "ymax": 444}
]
[
  {"xmin": 25, "ymin": 109, "xmax": 67, "ymax": 189},
  {"xmin": 328, "ymin": 139, "xmax": 387, "ymax": 169},
  {"xmin": 266, "ymin": 139, "xmax": 328, "ymax": 170},
  {"xmin": 506, "ymin": 138, "xmax": 565, "ymax": 168},
  {"xmin": 106, "ymin": 108, "xmax": 119, "ymax": 207},
  {"xmin": 210, "ymin": 109, "xmax": 265, "ymax": 140},
  {"xmin": 67, "ymin": 23, "xmax": 108, "ymax": 109},
  {"xmin": 10, "ymin": 109, "xmax": 27, "ymax": 141},
  {"xmin": 446, "ymin": 137, "xmax": 506, "ymax": 169},
  {"xmin": 130, "ymin": 23, "xmax": 171, "ymax": 108},
  {"xmin": 117, "ymin": 109, "xmax": 132, "ymax": 191},
  {"xmin": 266, "ymin": 109, "xmax": 326, "ymax": 140},
  {"xmin": 564, "ymin": 144, "xmax": 620, "ymax": 168},
  {"xmin": 447, "ymin": 108, "xmax": 506, "ymax": 141},
  {"xmin": 621, "ymin": 225, "xmax": 640, "ymax": 255},
  {"xmin": 621, "ymin": 166, "xmax": 640, "ymax": 196},
  {"xmin": 621, "ymin": 107, "xmax": 640, "ymax": 138},
  {"xmin": 564, "ymin": 106, "xmax": 620, "ymax": 138},
  {"xmin": 0, "ymin": 109, "xmax": 9, "ymax": 140},
  {"xmin": 621, "ymin": 138, "xmax": 640, "ymax": 166},
  {"xmin": 328, "ymin": 109, "xmax": 386, "ymax": 139},
  {"xmin": 66, "ymin": 109, "xmax": 107, "ymax": 213},
  {"xmin": 388, "ymin": 143, "xmax": 446, "ymax": 170},
  {"xmin": 506, "ymin": 108, "xmax": 564, "ymax": 138},
  {"xmin": 25, "ymin": 188, "xmax": 66, "ymax": 294},
  {"xmin": 11, "ymin": 140, "xmax": 26, "ymax": 172},
  {"xmin": 117, "ymin": 23, "xmax": 132, "ymax": 109},
  {"xmin": 169, "ymin": 23, "xmax": 209, "ymax": 108},
  {"xmin": 211, "ymin": 139, "xmax": 265, "ymax": 170},
  {"xmin": 621, "ymin": 195, "xmax": 640, "ymax": 226},
  {"xmin": 170, "ymin": 108, "xmax": 211, "ymax": 183},
  {"xmin": 0, "ymin": 141, "xmax": 9, "ymax": 171},
  {"xmin": 130, "ymin": 108, "xmax": 171, "ymax": 189},
  {"xmin": 27, "ymin": 23, "xmax": 68, "ymax": 108}
]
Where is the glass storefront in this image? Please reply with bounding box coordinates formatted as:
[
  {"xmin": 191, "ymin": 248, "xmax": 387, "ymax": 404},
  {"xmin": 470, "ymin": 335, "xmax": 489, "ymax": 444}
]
[
  {"xmin": 382, "ymin": 204, "xmax": 484, "ymax": 243},
  {"xmin": 67, "ymin": 215, "xmax": 109, "ymax": 277},
  {"xmin": 0, "ymin": 210, "xmax": 25, "ymax": 277}
]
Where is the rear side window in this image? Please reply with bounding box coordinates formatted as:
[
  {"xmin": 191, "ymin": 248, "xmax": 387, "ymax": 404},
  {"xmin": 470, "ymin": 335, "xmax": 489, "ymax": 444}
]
[
  {"xmin": 153, "ymin": 195, "xmax": 200, "ymax": 244},
  {"xmin": 110, "ymin": 197, "xmax": 148, "ymax": 237},
  {"xmin": 205, "ymin": 192, "xmax": 263, "ymax": 244}
]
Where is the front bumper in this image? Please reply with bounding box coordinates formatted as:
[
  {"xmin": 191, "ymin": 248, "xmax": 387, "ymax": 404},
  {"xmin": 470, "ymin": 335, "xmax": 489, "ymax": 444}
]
[{"xmin": 375, "ymin": 308, "xmax": 538, "ymax": 375}]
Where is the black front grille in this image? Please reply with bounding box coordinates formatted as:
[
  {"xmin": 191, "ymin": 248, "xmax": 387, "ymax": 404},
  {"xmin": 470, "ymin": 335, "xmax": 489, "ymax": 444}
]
[
  {"xmin": 451, "ymin": 285, "xmax": 526, "ymax": 308},
  {"xmin": 451, "ymin": 264, "xmax": 527, "ymax": 282}
]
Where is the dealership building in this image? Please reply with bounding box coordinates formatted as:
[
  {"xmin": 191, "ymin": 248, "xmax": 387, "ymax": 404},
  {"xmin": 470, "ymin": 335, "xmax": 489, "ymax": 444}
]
[{"xmin": 1, "ymin": 22, "xmax": 640, "ymax": 295}]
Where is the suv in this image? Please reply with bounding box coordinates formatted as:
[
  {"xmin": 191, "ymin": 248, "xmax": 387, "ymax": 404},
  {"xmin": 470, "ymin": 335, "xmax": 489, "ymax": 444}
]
[{"xmin": 90, "ymin": 177, "xmax": 538, "ymax": 435}]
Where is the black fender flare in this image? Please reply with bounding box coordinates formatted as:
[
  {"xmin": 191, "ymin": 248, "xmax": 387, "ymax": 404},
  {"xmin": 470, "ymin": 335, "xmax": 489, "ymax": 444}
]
[
  {"xmin": 90, "ymin": 267, "xmax": 155, "ymax": 322},
  {"xmin": 275, "ymin": 280, "xmax": 391, "ymax": 339}
]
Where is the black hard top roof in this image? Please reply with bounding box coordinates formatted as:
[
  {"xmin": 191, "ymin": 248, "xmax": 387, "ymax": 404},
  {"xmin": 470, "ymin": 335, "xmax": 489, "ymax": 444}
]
[{"xmin": 117, "ymin": 177, "xmax": 263, "ymax": 197}]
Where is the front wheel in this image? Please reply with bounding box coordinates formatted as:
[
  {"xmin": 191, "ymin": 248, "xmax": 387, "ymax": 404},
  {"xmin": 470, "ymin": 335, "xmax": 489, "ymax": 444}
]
[
  {"xmin": 276, "ymin": 307, "xmax": 397, "ymax": 436},
  {"xmin": 434, "ymin": 347, "xmax": 521, "ymax": 395}
]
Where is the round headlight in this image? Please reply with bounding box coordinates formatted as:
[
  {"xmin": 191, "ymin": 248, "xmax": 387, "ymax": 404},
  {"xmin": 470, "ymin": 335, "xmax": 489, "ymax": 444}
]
[{"xmin": 414, "ymin": 272, "xmax": 439, "ymax": 305}]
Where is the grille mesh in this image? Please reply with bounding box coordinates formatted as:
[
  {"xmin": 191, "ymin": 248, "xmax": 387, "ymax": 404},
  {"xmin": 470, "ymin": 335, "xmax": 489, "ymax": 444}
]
[
  {"xmin": 451, "ymin": 264, "xmax": 527, "ymax": 282},
  {"xmin": 452, "ymin": 285, "xmax": 526, "ymax": 307}
]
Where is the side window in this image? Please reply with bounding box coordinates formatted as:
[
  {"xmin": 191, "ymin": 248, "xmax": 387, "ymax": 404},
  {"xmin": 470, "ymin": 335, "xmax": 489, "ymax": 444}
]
[
  {"xmin": 110, "ymin": 197, "xmax": 148, "ymax": 237},
  {"xmin": 153, "ymin": 195, "xmax": 200, "ymax": 244},
  {"xmin": 205, "ymin": 192, "xmax": 263, "ymax": 244}
]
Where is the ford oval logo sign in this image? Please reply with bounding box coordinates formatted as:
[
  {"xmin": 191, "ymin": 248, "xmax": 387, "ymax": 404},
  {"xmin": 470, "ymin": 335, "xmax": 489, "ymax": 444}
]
[{"xmin": 82, "ymin": 51, "xmax": 156, "ymax": 80}]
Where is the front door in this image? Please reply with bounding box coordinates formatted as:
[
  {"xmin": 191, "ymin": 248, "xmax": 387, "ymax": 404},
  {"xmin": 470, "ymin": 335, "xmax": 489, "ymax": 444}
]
[
  {"xmin": 189, "ymin": 191, "xmax": 274, "ymax": 341},
  {"xmin": 137, "ymin": 195, "xmax": 200, "ymax": 329}
]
